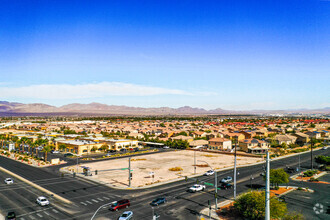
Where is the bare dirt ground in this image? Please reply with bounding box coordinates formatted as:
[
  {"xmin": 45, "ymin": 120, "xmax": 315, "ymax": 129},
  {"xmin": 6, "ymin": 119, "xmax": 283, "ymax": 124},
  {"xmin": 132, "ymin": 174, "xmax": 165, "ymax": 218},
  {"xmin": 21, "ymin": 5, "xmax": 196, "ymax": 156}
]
[{"xmin": 66, "ymin": 150, "xmax": 262, "ymax": 188}]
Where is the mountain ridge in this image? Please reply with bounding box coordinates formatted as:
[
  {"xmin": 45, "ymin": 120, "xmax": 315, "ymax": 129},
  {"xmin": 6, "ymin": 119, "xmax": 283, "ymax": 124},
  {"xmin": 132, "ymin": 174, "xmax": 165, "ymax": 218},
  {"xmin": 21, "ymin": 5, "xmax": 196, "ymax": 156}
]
[{"xmin": 0, "ymin": 101, "xmax": 329, "ymax": 116}]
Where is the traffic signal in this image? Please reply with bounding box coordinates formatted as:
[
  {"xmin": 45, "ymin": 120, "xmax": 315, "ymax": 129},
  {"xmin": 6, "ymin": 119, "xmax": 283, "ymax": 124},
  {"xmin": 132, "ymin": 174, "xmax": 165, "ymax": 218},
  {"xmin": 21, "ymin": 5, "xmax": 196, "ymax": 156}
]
[{"xmin": 185, "ymin": 176, "xmax": 188, "ymax": 182}]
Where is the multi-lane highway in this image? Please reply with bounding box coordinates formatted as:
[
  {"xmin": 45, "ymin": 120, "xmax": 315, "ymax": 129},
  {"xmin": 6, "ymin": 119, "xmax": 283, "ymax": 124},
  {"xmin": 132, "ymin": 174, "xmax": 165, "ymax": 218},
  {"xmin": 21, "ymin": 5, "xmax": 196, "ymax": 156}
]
[{"xmin": 0, "ymin": 148, "xmax": 329, "ymax": 219}]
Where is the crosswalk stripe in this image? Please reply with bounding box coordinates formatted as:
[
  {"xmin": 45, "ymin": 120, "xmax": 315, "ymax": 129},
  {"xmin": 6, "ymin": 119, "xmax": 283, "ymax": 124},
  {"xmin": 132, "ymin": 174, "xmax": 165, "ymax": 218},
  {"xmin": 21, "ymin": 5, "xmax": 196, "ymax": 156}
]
[
  {"xmin": 36, "ymin": 213, "xmax": 43, "ymax": 218},
  {"xmin": 29, "ymin": 215, "xmax": 36, "ymax": 220},
  {"xmin": 52, "ymin": 209, "xmax": 59, "ymax": 213},
  {"xmin": 97, "ymin": 198, "xmax": 104, "ymax": 201},
  {"xmin": 91, "ymin": 199, "xmax": 99, "ymax": 203},
  {"xmin": 103, "ymin": 196, "xmax": 110, "ymax": 200},
  {"xmin": 44, "ymin": 211, "xmax": 50, "ymax": 216},
  {"xmin": 86, "ymin": 200, "xmax": 93, "ymax": 204},
  {"xmin": 81, "ymin": 202, "xmax": 88, "ymax": 206}
]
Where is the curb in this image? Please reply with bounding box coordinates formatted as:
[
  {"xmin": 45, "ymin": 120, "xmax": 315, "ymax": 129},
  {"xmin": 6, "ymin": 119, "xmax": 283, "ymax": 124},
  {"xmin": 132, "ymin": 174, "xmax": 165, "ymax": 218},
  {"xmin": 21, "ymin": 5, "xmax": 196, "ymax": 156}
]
[{"xmin": 0, "ymin": 166, "xmax": 72, "ymax": 204}]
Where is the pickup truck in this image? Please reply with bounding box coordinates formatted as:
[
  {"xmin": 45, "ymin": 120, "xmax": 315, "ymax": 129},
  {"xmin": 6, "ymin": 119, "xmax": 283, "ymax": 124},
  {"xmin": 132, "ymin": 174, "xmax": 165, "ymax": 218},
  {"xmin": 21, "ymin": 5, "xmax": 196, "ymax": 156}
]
[{"xmin": 188, "ymin": 184, "xmax": 206, "ymax": 192}]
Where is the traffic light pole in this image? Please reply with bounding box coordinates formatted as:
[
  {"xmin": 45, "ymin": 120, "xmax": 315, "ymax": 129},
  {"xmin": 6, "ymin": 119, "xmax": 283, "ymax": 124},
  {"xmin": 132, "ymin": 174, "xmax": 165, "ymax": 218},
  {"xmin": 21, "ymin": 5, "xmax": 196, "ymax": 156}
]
[{"xmin": 265, "ymin": 151, "xmax": 270, "ymax": 220}]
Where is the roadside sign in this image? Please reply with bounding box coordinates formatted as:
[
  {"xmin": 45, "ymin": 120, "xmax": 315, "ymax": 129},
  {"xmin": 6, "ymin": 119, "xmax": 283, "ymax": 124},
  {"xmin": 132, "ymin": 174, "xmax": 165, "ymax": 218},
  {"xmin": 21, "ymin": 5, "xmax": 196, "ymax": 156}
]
[{"xmin": 204, "ymin": 182, "xmax": 214, "ymax": 186}]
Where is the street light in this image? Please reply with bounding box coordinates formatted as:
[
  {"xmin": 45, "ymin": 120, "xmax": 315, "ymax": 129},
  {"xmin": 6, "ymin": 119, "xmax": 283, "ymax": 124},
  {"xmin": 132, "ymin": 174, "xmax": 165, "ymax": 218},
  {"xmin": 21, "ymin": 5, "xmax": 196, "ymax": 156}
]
[
  {"xmin": 91, "ymin": 202, "xmax": 113, "ymax": 220},
  {"xmin": 250, "ymin": 175, "xmax": 254, "ymax": 190},
  {"xmin": 198, "ymin": 160, "xmax": 218, "ymax": 210}
]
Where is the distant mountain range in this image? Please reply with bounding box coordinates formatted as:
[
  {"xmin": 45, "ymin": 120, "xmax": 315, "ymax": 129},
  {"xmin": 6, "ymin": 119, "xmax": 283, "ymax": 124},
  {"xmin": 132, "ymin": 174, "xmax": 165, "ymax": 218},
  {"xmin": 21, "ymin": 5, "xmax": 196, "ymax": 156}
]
[{"xmin": 0, "ymin": 101, "xmax": 329, "ymax": 116}]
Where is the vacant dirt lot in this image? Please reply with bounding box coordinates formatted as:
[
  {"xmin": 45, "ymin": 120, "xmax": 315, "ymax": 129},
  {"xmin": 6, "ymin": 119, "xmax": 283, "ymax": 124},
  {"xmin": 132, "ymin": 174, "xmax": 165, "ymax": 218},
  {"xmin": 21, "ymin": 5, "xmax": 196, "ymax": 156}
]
[{"xmin": 68, "ymin": 150, "xmax": 262, "ymax": 188}]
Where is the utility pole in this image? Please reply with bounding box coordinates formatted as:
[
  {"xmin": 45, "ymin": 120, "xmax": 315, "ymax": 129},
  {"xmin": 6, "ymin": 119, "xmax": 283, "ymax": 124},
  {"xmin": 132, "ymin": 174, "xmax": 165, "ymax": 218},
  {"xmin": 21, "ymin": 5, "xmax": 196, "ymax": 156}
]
[
  {"xmin": 234, "ymin": 139, "xmax": 237, "ymax": 200},
  {"xmin": 311, "ymin": 138, "xmax": 313, "ymax": 170},
  {"xmin": 128, "ymin": 157, "xmax": 131, "ymax": 187},
  {"xmin": 265, "ymin": 151, "xmax": 270, "ymax": 220},
  {"xmin": 194, "ymin": 150, "xmax": 196, "ymax": 175},
  {"xmin": 215, "ymin": 169, "xmax": 218, "ymax": 210}
]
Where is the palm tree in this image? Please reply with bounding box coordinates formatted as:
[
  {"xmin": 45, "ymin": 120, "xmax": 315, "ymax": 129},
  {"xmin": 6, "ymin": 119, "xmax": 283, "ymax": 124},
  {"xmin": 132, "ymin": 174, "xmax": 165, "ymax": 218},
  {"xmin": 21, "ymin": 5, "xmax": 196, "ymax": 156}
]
[{"xmin": 42, "ymin": 145, "xmax": 52, "ymax": 162}]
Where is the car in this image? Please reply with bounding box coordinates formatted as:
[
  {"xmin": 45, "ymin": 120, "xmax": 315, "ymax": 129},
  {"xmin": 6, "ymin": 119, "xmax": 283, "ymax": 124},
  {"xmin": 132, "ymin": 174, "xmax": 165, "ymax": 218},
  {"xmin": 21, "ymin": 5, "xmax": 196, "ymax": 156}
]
[
  {"xmin": 285, "ymin": 167, "xmax": 295, "ymax": 173},
  {"xmin": 63, "ymin": 153, "xmax": 74, "ymax": 157},
  {"xmin": 36, "ymin": 196, "xmax": 49, "ymax": 206},
  {"xmin": 109, "ymin": 199, "xmax": 130, "ymax": 211},
  {"xmin": 4, "ymin": 178, "xmax": 14, "ymax": 184},
  {"xmin": 220, "ymin": 176, "xmax": 233, "ymax": 183},
  {"xmin": 163, "ymin": 146, "xmax": 170, "ymax": 149},
  {"xmin": 105, "ymin": 153, "xmax": 111, "ymax": 157},
  {"xmin": 150, "ymin": 197, "xmax": 166, "ymax": 206},
  {"xmin": 118, "ymin": 211, "xmax": 133, "ymax": 220},
  {"xmin": 51, "ymin": 150, "xmax": 60, "ymax": 154},
  {"xmin": 219, "ymin": 183, "xmax": 232, "ymax": 190},
  {"xmin": 204, "ymin": 170, "xmax": 215, "ymax": 176},
  {"xmin": 6, "ymin": 211, "xmax": 16, "ymax": 220},
  {"xmin": 260, "ymin": 172, "xmax": 265, "ymax": 177},
  {"xmin": 120, "ymin": 149, "xmax": 127, "ymax": 152},
  {"xmin": 134, "ymin": 148, "xmax": 139, "ymax": 152},
  {"xmin": 188, "ymin": 184, "xmax": 206, "ymax": 192},
  {"xmin": 108, "ymin": 150, "xmax": 117, "ymax": 153},
  {"xmin": 321, "ymin": 146, "xmax": 328, "ymax": 150}
]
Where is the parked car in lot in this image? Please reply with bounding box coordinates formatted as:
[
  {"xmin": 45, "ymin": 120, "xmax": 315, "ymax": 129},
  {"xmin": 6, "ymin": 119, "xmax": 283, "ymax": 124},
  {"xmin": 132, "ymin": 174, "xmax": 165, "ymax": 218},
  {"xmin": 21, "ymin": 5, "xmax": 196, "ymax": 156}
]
[
  {"xmin": 118, "ymin": 211, "xmax": 133, "ymax": 220},
  {"xmin": 6, "ymin": 211, "xmax": 16, "ymax": 220},
  {"xmin": 51, "ymin": 150, "xmax": 60, "ymax": 154},
  {"xmin": 36, "ymin": 196, "xmax": 49, "ymax": 206},
  {"xmin": 63, "ymin": 153, "xmax": 74, "ymax": 157},
  {"xmin": 4, "ymin": 178, "xmax": 14, "ymax": 184},
  {"xmin": 150, "ymin": 197, "xmax": 166, "ymax": 206},
  {"xmin": 219, "ymin": 183, "xmax": 233, "ymax": 190},
  {"xmin": 188, "ymin": 184, "xmax": 206, "ymax": 192},
  {"xmin": 120, "ymin": 148, "xmax": 127, "ymax": 152},
  {"xmin": 105, "ymin": 153, "xmax": 111, "ymax": 157},
  {"xmin": 109, "ymin": 199, "xmax": 130, "ymax": 211},
  {"xmin": 107, "ymin": 150, "xmax": 117, "ymax": 153},
  {"xmin": 220, "ymin": 176, "xmax": 232, "ymax": 183},
  {"xmin": 163, "ymin": 146, "xmax": 169, "ymax": 149},
  {"xmin": 204, "ymin": 170, "xmax": 215, "ymax": 176}
]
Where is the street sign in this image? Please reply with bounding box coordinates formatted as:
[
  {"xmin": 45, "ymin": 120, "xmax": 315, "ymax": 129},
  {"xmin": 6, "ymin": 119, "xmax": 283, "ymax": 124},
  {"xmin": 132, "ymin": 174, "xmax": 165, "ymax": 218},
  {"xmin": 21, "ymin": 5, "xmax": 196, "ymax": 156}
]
[{"xmin": 204, "ymin": 182, "xmax": 214, "ymax": 186}]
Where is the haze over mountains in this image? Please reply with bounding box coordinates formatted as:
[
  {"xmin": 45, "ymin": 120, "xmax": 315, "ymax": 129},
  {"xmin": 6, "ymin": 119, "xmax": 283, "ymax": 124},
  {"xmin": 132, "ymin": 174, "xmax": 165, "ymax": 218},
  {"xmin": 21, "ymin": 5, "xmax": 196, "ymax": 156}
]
[{"xmin": 0, "ymin": 101, "xmax": 329, "ymax": 116}]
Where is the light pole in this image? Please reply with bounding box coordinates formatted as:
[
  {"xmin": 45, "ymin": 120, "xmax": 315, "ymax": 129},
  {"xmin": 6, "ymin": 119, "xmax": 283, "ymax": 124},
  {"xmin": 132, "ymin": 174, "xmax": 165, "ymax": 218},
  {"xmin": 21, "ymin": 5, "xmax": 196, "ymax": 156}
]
[
  {"xmin": 310, "ymin": 138, "xmax": 313, "ymax": 170},
  {"xmin": 198, "ymin": 160, "xmax": 218, "ymax": 210},
  {"xmin": 250, "ymin": 175, "xmax": 254, "ymax": 190},
  {"xmin": 265, "ymin": 151, "xmax": 270, "ymax": 220},
  {"xmin": 233, "ymin": 139, "xmax": 237, "ymax": 200},
  {"xmin": 194, "ymin": 150, "xmax": 196, "ymax": 175}
]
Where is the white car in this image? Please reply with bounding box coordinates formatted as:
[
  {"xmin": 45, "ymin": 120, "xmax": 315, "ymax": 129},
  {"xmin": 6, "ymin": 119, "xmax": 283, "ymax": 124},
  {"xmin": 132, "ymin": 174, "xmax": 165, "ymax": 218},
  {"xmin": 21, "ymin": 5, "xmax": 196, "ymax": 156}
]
[
  {"xmin": 220, "ymin": 176, "xmax": 233, "ymax": 183},
  {"xmin": 163, "ymin": 146, "xmax": 169, "ymax": 149},
  {"xmin": 188, "ymin": 184, "xmax": 206, "ymax": 192},
  {"xmin": 4, "ymin": 178, "xmax": 13, "ymax": 184},
  {"xmin": 204, "ymin": 170, "xmax": 215, "ymax": 176},
  {"xmin": 36, "ymin": 196, "xmax": 49, "ymax": 206},
  {"xmin": 51, "ymin": 150, "xmax": 60, "ymax": 154},
  {"xmin": 118, "ymin": 211, "xmax": 133, "ymax": 220}
]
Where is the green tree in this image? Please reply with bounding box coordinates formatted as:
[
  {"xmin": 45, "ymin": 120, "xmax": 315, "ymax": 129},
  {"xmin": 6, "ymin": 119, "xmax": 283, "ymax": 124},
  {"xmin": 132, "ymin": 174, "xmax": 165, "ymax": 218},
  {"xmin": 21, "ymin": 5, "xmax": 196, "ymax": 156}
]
[
  {"xmin": 315, "ymin": 155, "xmax": 330, "ymax": 165},
  {"xmin": 59, "ymin": 144, "xmax": 66, "ymax": 152},
  {"xmin": 91, "ymin": 146, "xmax": 98, "ymax": 152},
  {"xmin": 42, "ymin": 145, "xmax": 52, "ymax": 162},
  {"xmin": 99, "ymin": 144, "xmax": 109, "ymax": 152},
  {"xmin": 234, "ymin": 191, "xmax": 287, "ymax": 220},
  {"xmin": 264, "ymin": 168, "xmax": 289, "ymax": 189}
]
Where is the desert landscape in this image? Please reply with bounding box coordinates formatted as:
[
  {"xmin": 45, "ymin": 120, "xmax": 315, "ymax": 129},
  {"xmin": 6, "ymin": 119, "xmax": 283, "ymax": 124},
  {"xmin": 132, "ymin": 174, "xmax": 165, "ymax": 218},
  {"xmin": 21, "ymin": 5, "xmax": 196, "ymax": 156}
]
[{"xmin": 65, "ymin": 150, "xmax": 262, "ymax": 188}]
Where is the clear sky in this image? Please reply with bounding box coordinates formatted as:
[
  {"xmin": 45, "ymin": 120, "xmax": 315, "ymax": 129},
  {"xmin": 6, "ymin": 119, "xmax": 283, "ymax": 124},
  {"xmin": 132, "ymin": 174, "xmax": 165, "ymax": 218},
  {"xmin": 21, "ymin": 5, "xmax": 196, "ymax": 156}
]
[{"xmin": 0, "ymin": 0, "xmax": 329, "ymax": 110}]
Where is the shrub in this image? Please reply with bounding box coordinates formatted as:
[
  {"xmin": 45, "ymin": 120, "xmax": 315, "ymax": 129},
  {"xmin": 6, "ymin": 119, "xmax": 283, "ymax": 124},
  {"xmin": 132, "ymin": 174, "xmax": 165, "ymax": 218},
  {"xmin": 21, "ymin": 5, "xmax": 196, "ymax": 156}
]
[
  {"xmin": 169, "ymin": 167, "xmax": 183, "ymax": 171},
  {"xmin": 309, "ymin": 177, "xmax": 319, "ymax": 182},
  {"xmin": 303, "ymin": 170, "xmax": 317, "ymax": 177},
  {"xmin": 297, "ymin": 187, "xmax": 303, "ymax": 190}
]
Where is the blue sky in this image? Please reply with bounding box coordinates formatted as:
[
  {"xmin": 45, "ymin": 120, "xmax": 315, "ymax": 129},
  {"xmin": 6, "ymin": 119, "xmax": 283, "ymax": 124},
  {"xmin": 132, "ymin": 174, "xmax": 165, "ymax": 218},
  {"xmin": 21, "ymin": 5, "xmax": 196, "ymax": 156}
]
[{"xmin": 0, "ymin": 0, "xmax": 329, "ymax": 110}]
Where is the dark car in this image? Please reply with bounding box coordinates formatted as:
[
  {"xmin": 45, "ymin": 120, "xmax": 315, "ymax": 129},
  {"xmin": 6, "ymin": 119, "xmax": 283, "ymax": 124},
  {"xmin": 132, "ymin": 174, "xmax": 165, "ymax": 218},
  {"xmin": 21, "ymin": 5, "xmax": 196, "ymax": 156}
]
[
  {"xmin": 7, "ymin": 211, "xmax": 16, "ymax": 220},
  {"xmin": 109, "ymin": 199, "xmax": 130, "ymax": 211},
  {"xmin": 150, "ymin": 197, "xmax": 166, "ymax": 206},
  {"xmin": 219, "ymin": 183, "xmax": 233, "ymax": 190},
  {"xmin": 134, "ymin": 148, "xmax": 139, "ymax": 152},
  {"xmin": 107, "ymin": 150, "xmax": 117, "ymax": 153},
  {"xmin": 120, "ymin": 148, "xmax": 127, "ymax": 152},
  {"xmin": 285, "ymin": 167, "xmax": 295, "ymax": 173},
  {"xmin": 64, "ymin": 153, "xmax": 74, "ymax": 157}
]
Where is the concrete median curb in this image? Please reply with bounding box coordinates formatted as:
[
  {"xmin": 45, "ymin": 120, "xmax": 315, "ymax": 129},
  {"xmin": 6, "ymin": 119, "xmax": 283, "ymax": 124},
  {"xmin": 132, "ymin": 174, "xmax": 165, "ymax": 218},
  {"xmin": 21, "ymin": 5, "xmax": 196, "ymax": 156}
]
[{"xmin": 0, "ymin": 166, "xmax": 72, "ymax": 204}]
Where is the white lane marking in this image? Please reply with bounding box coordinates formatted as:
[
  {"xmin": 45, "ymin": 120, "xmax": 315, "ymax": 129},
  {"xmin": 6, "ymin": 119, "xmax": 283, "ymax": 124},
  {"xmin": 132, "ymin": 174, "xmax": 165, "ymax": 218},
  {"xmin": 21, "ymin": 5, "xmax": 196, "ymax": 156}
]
[
  {"xmin": 91, "ymin": 199, "xmax": 99, "ymax": 203},
  {"xmin": 80, "ymin": 202, "xmax": 88, "ymax": 206},
  {"xmin": 36, "ymin": 213, "xmax": 43, "ymax": 218},
  {"xmin": 86, "ymin": 200, "xmax": 93, "ymax": 204},
  {"xmin": 52, "ymin": 209, "xmax": 59, "ymax": 213},
  {"xmin": 29, "ymin": 215, "xmax": 36, "ymax": 219},
  {"xmin": 44, "ymin": 211, "xmax": 50, "ymax": 216},
  {"xmin": 103, "ymin": 196, "xmax": 110, "ymax": 200},
  {"xmin": 97, "ymin": 198, "xmax": 104, "ymax": 201},
  {"xmin": 20, "ymin": 218, "xmax": 26, "ymax": 220}
]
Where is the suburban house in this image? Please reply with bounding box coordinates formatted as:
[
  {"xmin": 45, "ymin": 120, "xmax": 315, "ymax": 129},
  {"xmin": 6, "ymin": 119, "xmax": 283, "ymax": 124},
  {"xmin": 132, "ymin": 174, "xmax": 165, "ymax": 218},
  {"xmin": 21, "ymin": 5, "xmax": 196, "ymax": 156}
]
[
  {"xmin": 239, "ymin": 139, "xmax": 269, "ymax": 154},
  {"xmin": 274, "ymin": 134, "xmax": 297, "ymax": 145},
  {"xmin": 189, "ymin": 139, "xmax": 209, "ymax": 148},
  {"xmin": 208, "ymin": 138, "xmax": 232, "ymax": 151},
  {"xmin": 171, "ymin": 135, "xmax": 194, "ymax": 143},
  {"xmin": 292, "ymin": 132, "xmax": 310, "ymax": 145},
  {"xmin": 305, "ymin": 131, "xmax": 322, "ymax": 139},
  {"xmin": 222, "ymin": 132, "xmax": 245, "ymax": 142}
]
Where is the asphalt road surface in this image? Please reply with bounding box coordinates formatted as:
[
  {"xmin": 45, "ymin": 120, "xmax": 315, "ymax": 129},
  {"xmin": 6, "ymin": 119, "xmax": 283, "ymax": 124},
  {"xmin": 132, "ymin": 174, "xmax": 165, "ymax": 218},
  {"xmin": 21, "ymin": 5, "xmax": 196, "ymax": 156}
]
[{"xmin": 0, "ymin": 148, "xmax": 329, "ymax": 219}]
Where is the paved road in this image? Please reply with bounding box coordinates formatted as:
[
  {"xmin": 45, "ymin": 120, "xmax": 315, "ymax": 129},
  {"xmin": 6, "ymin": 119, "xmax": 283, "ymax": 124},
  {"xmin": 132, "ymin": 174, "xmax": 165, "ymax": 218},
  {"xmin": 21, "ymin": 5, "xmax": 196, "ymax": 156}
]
[{"xmin": 0, "ymin": 148, "xmax": 329, "ymax": 219}]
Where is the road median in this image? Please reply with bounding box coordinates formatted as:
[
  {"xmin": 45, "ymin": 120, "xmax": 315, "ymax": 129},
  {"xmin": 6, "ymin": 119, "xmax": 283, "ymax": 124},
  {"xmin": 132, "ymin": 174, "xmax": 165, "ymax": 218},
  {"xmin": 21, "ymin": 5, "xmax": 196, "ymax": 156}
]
[{"xmin": 0, "ymin": 166, "xmax": 72, "ymax": 204}]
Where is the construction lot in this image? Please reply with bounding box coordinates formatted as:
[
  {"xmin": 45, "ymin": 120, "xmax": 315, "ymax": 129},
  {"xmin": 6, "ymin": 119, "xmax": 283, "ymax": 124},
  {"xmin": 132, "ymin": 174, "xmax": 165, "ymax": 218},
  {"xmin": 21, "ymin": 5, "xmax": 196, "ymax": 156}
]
[{"xmin": 66, "ymin": 150, "xmax": 262, "ymax": 188}]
